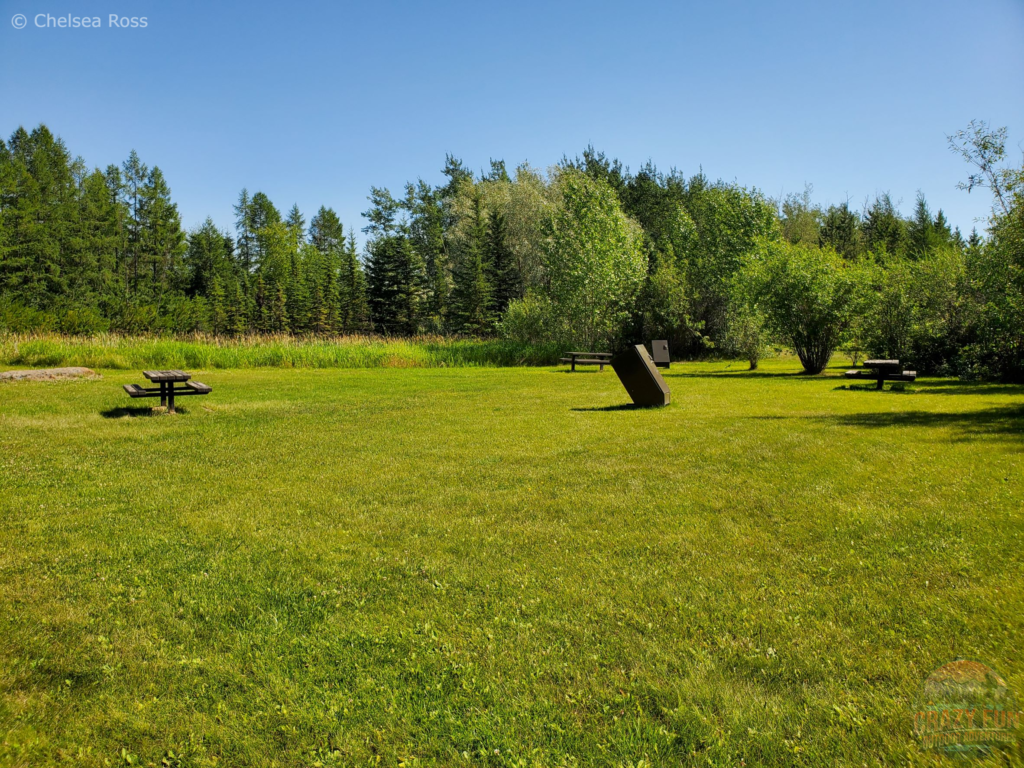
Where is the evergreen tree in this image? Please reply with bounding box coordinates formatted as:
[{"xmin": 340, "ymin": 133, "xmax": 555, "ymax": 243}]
[
  {"xmin": 487, "ymin": 210, "xmax": 520, "ymax": 316},
  {"xmin": 183, "ymin": 219, "xmax": 235, "ymax": 298},
  {"xmin": 309, "ymin": 206, "xmax": 344, "ymax": 253},
  {"xmin": 450, "ymin": 192, "xmax": 492, "ymax": 333},
  {"xmin": 286, "ymin": 204, "xmax": 306, "ymax": 249},
  {"xmin": 862, "ymin": 193, "xmax": 908, "ymax": 258},
  {"xmin": 234, "ymin": 189, "xmax": 255, "ymax": 273},
  {"xmin": 404, "ymin": 180, "xmax": 448, "ymax": 329},
  {"xmin": 138, "ymin": 166, "xmax": 185, "ymax": 300},
  {"xmin": 339, "ymin": 229, "xmax": 369, "ymax": 332},
  {"xmin": 121, "ymin": 149, "xmax": 148, "ymax": 298},
  {"xmin": 819, "ymin": 202, "xmax": 861, "ymax": 259},
  {"xmin": 364, "ymin": 234, "xmax": 423, "ymax": 335}
]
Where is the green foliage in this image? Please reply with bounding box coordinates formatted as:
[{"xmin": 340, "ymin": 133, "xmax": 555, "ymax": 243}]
[
  {"xmin": 862, "ymin": 193, "xmax": 908, "ymax": 259},
  {"xmin": 779, "ymin": 185, "xmax": 821, "ymax": 246},
  {"xmin": 638, "ymin": 257, "xmax": 704, "ymax": 354},
  {"xmin": 545, "ymin": 169, "xmax": 646, "ymax": 349},
  {"xmin": 723, "ymin": 301, "xmax": 770, "ymax": 370},
  {"xmin": 497, "ymin": 292, "xmax": 554, "ymax": 345},
  {"xmin": 2, "ymin": 120, "xmax": 1023, "ymax": 383},
  {"xmin": 740, "ymin": 239, "xmax": 867, "ymax": 373},
  {"xmin": 365, "ymin": 234, "xmax": 424, "ymax": 335},
  {"xmin": 819, "ymin": 202, "xmax": 862, "ymax": 259}
]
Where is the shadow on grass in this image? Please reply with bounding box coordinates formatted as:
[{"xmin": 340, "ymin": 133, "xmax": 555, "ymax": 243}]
[
  {"xmin": 662, "ymin": 369, "xmax": 813, "ymax": 379},
  {"xmin": 761, "ymin": 404, "xmax": 1024, "ymax": 443},
  {"xmin": 571, "ymin": 403, "xmax": 665, "ymax": 412},
  {"xmin": 909, "ymin": 379, "xmax": 1024, "ymax": 397},
  {"xmin": 101, "ymin": 405, "xmax": 189, "ymax": 418}
]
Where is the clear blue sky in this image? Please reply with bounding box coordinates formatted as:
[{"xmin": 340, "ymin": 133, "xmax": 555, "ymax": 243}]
[{"xmin": 2, "ymin": 0, "xmax": 1022, "ymax": 243}]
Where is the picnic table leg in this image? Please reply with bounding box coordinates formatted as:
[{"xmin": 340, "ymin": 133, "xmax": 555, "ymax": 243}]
[
  {"xmin": 876, "ymin": 375, "xmax": 884, "ymax": 391},
  {"xmin": 571, "ymin": 356, "xmax": 576, "ymax": 372},
  {"xmin": 168, "ymin": 387, "xmax": 175, "ymax": 414},
  {"xmin": 160, "ymin": 382, "xmax": 167, "ymax": 407}
]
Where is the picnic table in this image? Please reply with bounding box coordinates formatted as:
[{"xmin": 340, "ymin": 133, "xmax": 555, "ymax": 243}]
[
  {"xmin": 123, "ymin": 370, "xmax": 211, "ymax": 413},
  {"xmin": 560, "ymin": 351, "xmax": 613, "ymax": 372},
  {"xmin": 844, "ymin": 359, "xmax": 917, "ymax": 390}
]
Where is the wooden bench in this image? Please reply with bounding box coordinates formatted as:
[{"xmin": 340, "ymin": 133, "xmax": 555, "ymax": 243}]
[
  {"xmin": 123, "ymin": 370, "xmax": 212, "ymax": 413},
  {"xmin": 844, "ymin": 359, "xmax": 917, "ymax": 390},
  {"xmin": 561, "ymin": 351, "xmax": 613, "ymax": 371}
]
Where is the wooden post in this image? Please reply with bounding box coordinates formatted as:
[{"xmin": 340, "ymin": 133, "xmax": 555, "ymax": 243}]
[{"xmin": 168, "ymin": 387, "xmax": 175, "ymax": 414}]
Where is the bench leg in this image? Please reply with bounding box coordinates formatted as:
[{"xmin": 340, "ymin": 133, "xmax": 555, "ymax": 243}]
[
  {"xmin": 160, "ymin": 382, "xmax": 167, "ymax": 407},
  {"xmin": 571, "ymin": 358, "xmax": 576, "ymax": 372},
  {"xmin": 168, "ymin": 388, "xmax": 175, "ymax": 414}
]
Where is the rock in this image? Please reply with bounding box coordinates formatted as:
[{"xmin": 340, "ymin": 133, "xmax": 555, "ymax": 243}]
[{"xmin": 0, "ymin": 367, "xmax": 101, "ymax": 381}]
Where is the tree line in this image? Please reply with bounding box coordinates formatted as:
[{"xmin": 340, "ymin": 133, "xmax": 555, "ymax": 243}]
[{"xmin": 1, "ymin": 122, "xmax": 1021, "ymax": 380}]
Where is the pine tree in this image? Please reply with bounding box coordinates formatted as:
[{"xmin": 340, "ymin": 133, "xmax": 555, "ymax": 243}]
[
  {"xmin": 209, "ymin": 274, "xmax": 228, "ymax": 333},
  {"xmin": 862, "ymin": 194, "xmax": 908, "ymax": 259},
  {"xmin": 404, "ymin": 180, "xmax": 448, "ymax": 330},
  {"xmin": 138, "ymin": 166, "xmax": 185, "ymax": 300},
  {"xmin": 121, "ymin": 150, "xmax": 148, "ymax": 298},
  {"xmin": 286, "ymin": 204, "xmax": 306, "ymax": 249},
  {"xmin": 365, "ymin": 234, "xmax": 423, "ymax": 334},
  {"xmin": 450, "ymin": 192, "xmax": 492, "ymax": 334},
  {"xmin": 234, "ymin": 189, "xmax": 255, "ymax": 274},
  {"xmin": 339, "ymin": 229, "xmax": 369, "ymax": 332},
  {"xmin": 487, "ymin": 209, "xmax": 520, "ymax": 316},
  {"xmin": 309, "ymin": 206, "xmax": 344, "ymax": 254}
]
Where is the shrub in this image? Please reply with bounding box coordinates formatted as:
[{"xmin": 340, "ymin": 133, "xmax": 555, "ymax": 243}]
[{"xmin": 740, "ymin": 239, "xmax": 867, "ymax": 374}]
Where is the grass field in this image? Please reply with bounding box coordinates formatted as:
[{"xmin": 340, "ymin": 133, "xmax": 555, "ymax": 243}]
[{"xmin": 1, "ymin": 357, "xmax": 1023, "ymax": 767}]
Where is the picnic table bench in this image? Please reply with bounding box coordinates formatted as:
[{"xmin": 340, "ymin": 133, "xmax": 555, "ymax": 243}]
[
  {"xmin": 844, "ymin": 359, "xmax": 917, "ymax": 390},
  {"xmin": 123, "ymin": 370, "xmax": 211, "ymax": 413},
  {"xmin": 560, "ymin": 351, "xmax": 613, "ymax": 371}
]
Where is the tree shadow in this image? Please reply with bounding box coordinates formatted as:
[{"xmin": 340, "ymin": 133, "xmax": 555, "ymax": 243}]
[
  {"xmin": 571, "ymin": 403, "xmax": 670, "ymax": 412},
  {"xmin": 812, "ymin": 404, "xmax": 1024, "ymax": 443},
  {"xmin": 663, "ymin": 369, "xmax": 813, "ymax": 379},
  {"xmin": 101, "ymin": 405, "xmax": 189, "ymax": 418},
  {"xmin": 909, "ymin": 379, "xmax": 1024, "ymax": 397}
]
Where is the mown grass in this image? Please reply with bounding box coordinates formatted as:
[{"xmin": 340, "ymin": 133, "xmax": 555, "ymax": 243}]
[
  {"xmin": 1, "ymin": 357, "xmax": 1022, "ymax": 767},
  {"xmin": 0, "ymin": 333, "xmax": 563, "ymax": 371}
]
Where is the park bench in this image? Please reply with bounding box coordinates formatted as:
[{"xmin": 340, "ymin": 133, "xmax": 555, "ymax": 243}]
[
  {"xmin": 560, "ymin": 351, "xmax": 613, "ymax": 371},
  {"xmin": 844, "ymin": 359, "xmax": 917, "ymax": 390},
  {"xmin": 123, "ymin": 370, "xmax": 211, "ymax": 413}
]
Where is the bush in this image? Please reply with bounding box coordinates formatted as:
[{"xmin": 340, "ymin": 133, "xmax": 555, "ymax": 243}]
[
  {"xmin": 740, "ymin": 239, "xmax": 866, "ymax": 374},
  {"xmin": 498, "ymin": 293, "xmax": 555, "ymax": 345}
]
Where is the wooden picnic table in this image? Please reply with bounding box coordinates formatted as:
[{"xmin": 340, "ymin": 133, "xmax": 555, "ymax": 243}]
[
  {"xmin": 561, "ymin": 351, "xmax": 613, "ymax": 372},
  {"xmin": 123, "ymin": 369, "xmax": 211, "ymax": 413},
  {"xmin": 844, "ymin": 359, "xmax": 917, "ymax": 390}
]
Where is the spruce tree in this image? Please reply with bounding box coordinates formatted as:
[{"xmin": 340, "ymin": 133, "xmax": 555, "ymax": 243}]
[
  {"xmin": 339, "ymin": 229, "xmax": 369, "ymax": 333},
  {"xmin": 819, "ymin": 202, "xmax": 861, "ymax": 259},
  {"xmin": 309, "ymin": 206, "xmax": 344, "ymax": 253},
  {"xmin": 487, "ymin": 210, "xmax": 520, "ymax": 316},
  {"xmin": 450, "ymin": 193, "xmax": 492, "ymax": 334}
]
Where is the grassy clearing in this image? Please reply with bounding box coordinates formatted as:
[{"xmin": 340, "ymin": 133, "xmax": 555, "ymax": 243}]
[
  {"xmin": 1, "ymin": 357, "xmax": 1022, "ymax": 767},
  {"xmin": 0, "ymin": 333, "xmax": 562, "ymax": 371}
]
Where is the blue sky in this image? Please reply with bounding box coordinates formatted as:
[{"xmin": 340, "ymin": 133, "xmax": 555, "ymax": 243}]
[{"xmin": 2, "ymin": 0, "xmax": 1022, "ymax": 243}]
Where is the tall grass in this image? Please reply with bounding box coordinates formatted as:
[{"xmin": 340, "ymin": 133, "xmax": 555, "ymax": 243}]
[{"xmin": 0, "ymin": 333, "xmax": 564, "ymax": 370}]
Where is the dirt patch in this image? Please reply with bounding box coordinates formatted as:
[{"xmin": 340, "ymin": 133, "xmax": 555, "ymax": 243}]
[{"xmin": 0, "ymin": 367, "xmax": 101, "ymax": 381}]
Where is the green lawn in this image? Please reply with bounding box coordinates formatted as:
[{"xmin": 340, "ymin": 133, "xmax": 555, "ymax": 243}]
[{"xmin": 1, "ymin": 358, "xmax": 1022, "ymax": 767}]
